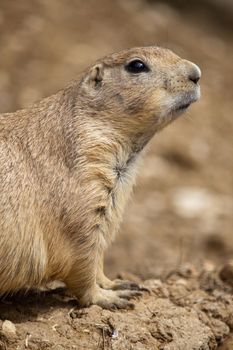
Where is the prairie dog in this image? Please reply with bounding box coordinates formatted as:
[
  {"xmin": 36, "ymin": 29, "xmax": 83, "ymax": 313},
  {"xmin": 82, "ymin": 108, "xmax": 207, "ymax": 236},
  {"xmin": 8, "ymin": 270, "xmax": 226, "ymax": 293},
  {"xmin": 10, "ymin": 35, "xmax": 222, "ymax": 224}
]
[{"xmin": 0, "ymin": 46, "xmax": 201, "ymax": 309}]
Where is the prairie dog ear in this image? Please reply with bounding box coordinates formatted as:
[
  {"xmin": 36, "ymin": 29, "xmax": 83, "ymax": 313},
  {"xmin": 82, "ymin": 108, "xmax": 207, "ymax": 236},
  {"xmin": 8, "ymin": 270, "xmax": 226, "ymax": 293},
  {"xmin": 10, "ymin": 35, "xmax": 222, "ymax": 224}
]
[{"xmin": 84, "ymin": 63, "xmax": 104, "ymax": 89}]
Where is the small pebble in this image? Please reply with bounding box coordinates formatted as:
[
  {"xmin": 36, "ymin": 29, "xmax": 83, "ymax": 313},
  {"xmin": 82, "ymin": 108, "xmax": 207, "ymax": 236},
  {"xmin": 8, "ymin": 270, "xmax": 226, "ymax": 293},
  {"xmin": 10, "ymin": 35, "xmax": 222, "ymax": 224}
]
[
  {"xmin": 219, "ymin": 262, "xmax": 233, "ymax": 287},
  {"xmin": 112, "ymin": 329, "xmax": 119, "ymax": 339},
  {"xmin": 2, "ymin": 320, "xmax": 17, "ymax": 337}
]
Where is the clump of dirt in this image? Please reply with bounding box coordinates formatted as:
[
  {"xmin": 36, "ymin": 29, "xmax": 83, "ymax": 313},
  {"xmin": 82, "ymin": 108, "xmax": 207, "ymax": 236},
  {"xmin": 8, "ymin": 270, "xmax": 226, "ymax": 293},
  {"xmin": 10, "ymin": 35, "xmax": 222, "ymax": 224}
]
[{"xmin": 0, "ymin": 265, "xmax": 232, "ymax": 350}]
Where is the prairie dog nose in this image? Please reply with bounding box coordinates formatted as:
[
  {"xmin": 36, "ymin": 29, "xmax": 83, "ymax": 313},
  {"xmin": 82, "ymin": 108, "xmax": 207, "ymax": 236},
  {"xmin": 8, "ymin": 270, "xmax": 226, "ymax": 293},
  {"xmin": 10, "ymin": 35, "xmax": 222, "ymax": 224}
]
[{"xmin": 187, "ymin": 62, "xmax": 201, "ymax": 84}]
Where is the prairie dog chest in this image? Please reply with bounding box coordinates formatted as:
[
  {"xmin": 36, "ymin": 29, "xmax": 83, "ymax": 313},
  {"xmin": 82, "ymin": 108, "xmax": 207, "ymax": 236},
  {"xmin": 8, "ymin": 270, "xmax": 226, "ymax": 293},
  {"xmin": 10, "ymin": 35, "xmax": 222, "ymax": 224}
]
[
  {"xmin": 78, "ymin": 132, "xmax": 142, "ymax": 245},
  {"xmin": 96, "ymin": 153, "xmax": 140, "ymax": 244}
]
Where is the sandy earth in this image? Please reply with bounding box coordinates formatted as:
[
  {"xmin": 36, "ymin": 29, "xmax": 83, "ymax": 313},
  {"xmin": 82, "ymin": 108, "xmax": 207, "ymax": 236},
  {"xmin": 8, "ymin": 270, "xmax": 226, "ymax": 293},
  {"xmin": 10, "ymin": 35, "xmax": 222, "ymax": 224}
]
[
  {"xmin": 0, "ymin": 0, "xmax": 232, "ymax": 349},
  {"xmin": 0, "ymin": 266, "xmax": 232, "ymax": 350}
]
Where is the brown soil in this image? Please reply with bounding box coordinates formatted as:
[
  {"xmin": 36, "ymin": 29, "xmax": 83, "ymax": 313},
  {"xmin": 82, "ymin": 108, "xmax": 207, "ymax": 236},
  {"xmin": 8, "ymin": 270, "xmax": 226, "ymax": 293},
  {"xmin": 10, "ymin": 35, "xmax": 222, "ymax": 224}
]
[
  {"xmin": 0, "ymin": 267, "xmax": 233, "ymax": 350},
  {"xmin": 0, "ymin": 0, "xmax": 232, "ymax": 349}
]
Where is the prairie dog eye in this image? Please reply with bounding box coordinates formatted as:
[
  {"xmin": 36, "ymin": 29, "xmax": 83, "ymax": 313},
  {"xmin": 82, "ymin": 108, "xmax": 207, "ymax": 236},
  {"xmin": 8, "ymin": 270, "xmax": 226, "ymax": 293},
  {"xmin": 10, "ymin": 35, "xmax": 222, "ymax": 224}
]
[{"xmin": 125, "ymin": 59, "xmax": 149, "ymax": 74}]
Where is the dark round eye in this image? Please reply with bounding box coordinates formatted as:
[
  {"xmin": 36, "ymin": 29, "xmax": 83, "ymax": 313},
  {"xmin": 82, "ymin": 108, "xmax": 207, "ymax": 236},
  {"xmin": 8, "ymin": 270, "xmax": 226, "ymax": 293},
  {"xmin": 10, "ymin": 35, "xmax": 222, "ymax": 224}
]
[{"xmin": 125, "ymin": 59, "xmax": 149, "ymax": 74}]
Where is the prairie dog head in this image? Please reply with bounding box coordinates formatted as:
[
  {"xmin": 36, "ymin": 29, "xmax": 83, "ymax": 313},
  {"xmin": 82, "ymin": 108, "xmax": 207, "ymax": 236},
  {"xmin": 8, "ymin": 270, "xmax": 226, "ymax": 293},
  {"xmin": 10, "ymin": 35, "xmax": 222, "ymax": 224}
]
[{"xmin": 80, "ymin": 46, "xmax": 201, "ymax": 139}]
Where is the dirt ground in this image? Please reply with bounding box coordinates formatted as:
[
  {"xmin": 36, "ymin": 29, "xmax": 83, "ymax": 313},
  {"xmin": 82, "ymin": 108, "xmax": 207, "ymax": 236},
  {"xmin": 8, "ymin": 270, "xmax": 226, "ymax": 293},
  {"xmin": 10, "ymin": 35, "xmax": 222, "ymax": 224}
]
[{"xmin": 0, "ymin": 0, "xmax": 232, "ymax": 349}]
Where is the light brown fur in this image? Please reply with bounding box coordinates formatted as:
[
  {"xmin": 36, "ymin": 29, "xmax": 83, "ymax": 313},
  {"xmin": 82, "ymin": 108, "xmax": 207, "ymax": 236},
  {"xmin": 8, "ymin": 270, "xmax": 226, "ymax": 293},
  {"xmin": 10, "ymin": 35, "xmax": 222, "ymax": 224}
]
[{"xmin": 0, "ymin": 46, "xmax": 201, "ymax": 309}]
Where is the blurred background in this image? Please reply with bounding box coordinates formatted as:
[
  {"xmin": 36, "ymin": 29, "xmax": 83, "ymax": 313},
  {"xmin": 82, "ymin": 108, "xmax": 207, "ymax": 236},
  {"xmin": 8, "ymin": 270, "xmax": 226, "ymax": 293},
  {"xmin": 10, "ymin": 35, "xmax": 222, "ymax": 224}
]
[{"xmin": 0, "ymin": 0, "xmax": 232, "ymax": 280}]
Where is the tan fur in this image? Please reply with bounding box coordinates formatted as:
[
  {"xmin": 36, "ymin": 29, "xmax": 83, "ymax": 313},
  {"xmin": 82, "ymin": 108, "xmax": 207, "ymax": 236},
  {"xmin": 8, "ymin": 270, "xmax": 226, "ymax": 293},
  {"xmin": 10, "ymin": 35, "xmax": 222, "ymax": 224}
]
[{"xmin": 0, "ymin": 46, "xmax": 201, "ymax": 308}]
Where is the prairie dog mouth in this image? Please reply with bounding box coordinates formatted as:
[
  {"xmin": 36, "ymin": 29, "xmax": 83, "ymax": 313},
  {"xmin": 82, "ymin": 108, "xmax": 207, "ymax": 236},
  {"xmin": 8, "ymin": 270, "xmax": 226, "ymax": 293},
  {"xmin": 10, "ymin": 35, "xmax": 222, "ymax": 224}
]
[
  {"xmin": 176, "ymin": 102, "xmax": 191, "ymax": 111},
  {"xmin": 172, "ymin": 89, "xmax": 200, "ymax": 114}
]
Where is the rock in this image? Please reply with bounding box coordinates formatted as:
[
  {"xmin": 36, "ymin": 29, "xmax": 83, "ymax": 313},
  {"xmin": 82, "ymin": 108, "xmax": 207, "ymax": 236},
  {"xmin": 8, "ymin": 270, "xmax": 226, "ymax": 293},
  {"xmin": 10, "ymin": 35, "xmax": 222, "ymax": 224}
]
[
  {"xmin": 1, "ymin": 320, "xmax": 17, "ymax": 338},
  {"xmin": 171, "ymin": 187, "xmax": 233, "ymax": 220},
  {"xmin": 171, "ymin": 187, "xmax": 214, "ymax": 218},
  {"xmin": 219, "ymin": 262, "xmax": 233, "ymax": 287}
]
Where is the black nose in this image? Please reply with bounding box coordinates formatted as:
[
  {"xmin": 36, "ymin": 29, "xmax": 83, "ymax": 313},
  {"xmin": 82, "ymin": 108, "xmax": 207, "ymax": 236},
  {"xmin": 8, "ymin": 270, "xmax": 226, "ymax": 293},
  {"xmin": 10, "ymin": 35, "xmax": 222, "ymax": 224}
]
[{"xmin": 188, "ymin": 65, "xmax": 201, "ymax": 84}]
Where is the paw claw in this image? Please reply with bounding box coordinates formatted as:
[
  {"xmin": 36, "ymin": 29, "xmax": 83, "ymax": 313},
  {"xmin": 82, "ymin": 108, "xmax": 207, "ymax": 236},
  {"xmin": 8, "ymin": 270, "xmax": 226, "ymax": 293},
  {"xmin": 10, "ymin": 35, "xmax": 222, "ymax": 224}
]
[
  {"xmin": 117, "ymin": 290, "xmax": 142, "ymax": 300},
  {"xmin": 112, "ymin": 279, "xmax": 150, "ymax": 293},
  {"xmin": 92, "ymin": 287, "xmax": 138, "ymax": 310}
]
